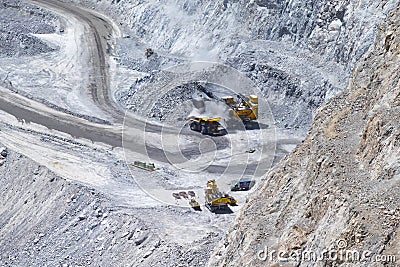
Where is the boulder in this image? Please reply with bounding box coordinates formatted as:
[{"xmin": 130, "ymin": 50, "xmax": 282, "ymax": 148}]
[{"xmin": 0, "ymin": 147, "xmax": 7, "ymax": 159}]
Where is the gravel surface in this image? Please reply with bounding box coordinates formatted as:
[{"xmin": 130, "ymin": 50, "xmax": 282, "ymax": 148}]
[{"xmin": 0, "ymin": 0, "xmax": 398, "ymax": 266}]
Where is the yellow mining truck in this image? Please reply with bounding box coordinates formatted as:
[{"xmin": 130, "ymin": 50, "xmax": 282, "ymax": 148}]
[
  {"xmin": 204, "ymin": 180, "xmax": 236, "ymax": 211},
  {"xmin": 188, "ymin": 116, "xmax": 224, "ymax": 135},
  {"xmin": 222, "ymin": 94, "xmax": 258, "ymax": 125}
]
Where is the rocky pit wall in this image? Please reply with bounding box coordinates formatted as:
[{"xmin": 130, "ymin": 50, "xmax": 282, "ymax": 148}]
[{"xmin": 210, "ymin": 3, "xmax": 400, "ymax": 266}]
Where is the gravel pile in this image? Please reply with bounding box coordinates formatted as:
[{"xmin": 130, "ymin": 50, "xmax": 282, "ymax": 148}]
[
  {"xmin": 0, "ymin": 0, "xmax": 57, "ymax": 57},
  {"xmin": 122, "ymin": 79, "xmax": 216, "ymax": 124},
  {"xmin": 147, "ymin": 82, "xmax": 212, "ymax": 122}
]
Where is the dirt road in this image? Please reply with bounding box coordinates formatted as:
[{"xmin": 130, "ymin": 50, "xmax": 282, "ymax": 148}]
[{"xmin": 28, "ymin": 0, "xmax": 124, "ymax": 121}]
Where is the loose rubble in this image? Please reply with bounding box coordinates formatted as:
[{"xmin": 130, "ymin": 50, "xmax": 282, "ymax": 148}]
[{"xmin": 0, "ymin": 0, "xmax": 57, "ymax": 57}]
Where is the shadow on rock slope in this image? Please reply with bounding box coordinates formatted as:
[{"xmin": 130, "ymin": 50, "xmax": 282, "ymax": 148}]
[{"xmin": 210, "ymin": 3, "xmax": 400, "ymax": 266}]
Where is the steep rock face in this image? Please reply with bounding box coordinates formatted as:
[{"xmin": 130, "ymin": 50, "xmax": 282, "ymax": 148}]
[
  {"xmin": 73, "ymin": 0, "xmax": 396, "ymax": 67},
  {"xmin": 210, "ymin": 3, "xmax": 400, "ymax": 266}
]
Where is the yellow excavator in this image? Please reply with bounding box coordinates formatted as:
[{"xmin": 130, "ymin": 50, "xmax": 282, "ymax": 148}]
[
  {"xmin": 222, "ymin": 94, "xmax": 258, "ymax": 126},
  {"xmin": 204, "ymin": 180, "xmax": 237, "ymax": 211}
]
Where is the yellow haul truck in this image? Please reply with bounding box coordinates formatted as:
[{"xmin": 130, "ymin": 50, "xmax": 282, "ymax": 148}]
[
  {"xmin": 188, "ymin": 116, "xmax": 224, "ymax": 135},
  {"xmin": 222, "ymin": 94, "xmax": 258, "ymax": 126},
  {"xmin": 204, "ymin": 180, "xmax": 237, "ymax": 211}
]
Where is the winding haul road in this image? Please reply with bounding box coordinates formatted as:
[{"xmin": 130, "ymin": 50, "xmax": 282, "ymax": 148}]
[
  {"xmin": 0, "ymin": 0, "xmax": 274, "ymax": 181},
  {"xmin": 2, "ymin": 0, "xmax": 202, "ymax": 145},
  {"xmin": 0, "ymin": 0, "xmax": 165, "ymax": 148},
  {"xmin": 29, "ymin": 0, "xmax": 123, "ymax": 121}
]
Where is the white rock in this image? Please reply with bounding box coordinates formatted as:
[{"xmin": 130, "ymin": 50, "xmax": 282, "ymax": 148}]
[{"xmin": 328, "ymin": 19, "xmax": 342, "ymax": 31}]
